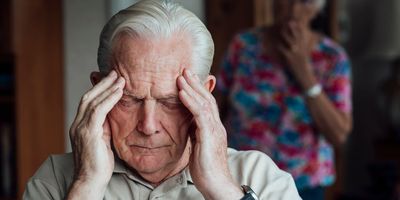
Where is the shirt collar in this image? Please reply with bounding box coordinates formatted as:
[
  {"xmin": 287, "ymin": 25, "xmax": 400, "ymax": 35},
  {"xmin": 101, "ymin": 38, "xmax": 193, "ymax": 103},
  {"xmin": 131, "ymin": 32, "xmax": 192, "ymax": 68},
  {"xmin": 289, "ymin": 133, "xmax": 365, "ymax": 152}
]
[
  {"xmin": 113, "ymin": 156, "xmax": 130, "ymax": 174},
  {"xmin": 183, "ymin": 167, "xmax": 194, "ymax": 184},
  {"xmin": 113, "ymin": 156, "xmax": 194, "ymax": 187}
]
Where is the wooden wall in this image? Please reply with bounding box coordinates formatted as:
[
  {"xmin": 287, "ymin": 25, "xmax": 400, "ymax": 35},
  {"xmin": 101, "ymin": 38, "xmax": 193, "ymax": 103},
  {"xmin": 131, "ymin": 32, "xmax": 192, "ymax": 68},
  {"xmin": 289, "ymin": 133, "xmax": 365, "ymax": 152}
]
[
  {"xmin": 205, "ymin": 0, "xmax": 256, "ymax": 76},
  {"xmin": 13, "ymin": 0, "xmax": 65, "ymax": 197}
]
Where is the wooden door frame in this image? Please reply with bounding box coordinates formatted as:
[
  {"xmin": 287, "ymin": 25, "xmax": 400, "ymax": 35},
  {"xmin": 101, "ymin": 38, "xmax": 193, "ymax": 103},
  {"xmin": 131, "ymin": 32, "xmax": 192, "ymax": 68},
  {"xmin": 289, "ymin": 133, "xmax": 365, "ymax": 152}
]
[{"xmin": 13, "ymin": 0, "xmax": 65, "ymax": 197}]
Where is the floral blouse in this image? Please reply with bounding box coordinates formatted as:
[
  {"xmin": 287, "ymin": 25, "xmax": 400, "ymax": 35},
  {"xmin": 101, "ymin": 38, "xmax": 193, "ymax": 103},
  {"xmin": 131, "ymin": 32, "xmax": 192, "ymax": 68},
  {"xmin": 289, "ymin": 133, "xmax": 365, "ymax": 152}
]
[{"xmin": 217, "ymin": 28, "xmax": 352, "ymax": 190}]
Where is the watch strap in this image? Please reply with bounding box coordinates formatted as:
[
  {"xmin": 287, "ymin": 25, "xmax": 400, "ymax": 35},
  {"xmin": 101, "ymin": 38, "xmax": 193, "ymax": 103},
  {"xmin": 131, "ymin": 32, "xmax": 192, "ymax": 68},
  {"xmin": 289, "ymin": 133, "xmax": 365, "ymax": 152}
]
[{"xmin": 240, "ymin": 185, "xmax": 259, "ymax": 200}]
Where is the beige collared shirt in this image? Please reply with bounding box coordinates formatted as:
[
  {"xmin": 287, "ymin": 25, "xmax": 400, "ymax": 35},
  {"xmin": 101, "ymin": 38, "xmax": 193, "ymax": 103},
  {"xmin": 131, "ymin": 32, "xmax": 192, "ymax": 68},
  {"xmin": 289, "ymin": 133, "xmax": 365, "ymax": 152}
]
[{"xmin": 23, "ymin": 148, "xmax": 301, "ymax": 200}]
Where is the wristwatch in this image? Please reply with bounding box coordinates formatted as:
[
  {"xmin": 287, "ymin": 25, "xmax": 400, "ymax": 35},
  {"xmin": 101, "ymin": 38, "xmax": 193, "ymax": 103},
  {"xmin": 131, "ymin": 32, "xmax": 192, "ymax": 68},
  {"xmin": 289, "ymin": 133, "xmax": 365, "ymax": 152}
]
[
  {"xmin": 240, "ymin": 185, "xmax": 259, "ymax": 200},
  {"xmin": 304, "ymin": 83, "xmax": 322, "ymax": 98}
]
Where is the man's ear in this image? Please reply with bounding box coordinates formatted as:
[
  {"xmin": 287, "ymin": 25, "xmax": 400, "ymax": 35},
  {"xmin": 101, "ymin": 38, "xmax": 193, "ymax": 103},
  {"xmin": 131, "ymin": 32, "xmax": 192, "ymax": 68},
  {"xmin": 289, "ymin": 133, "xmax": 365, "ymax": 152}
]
[
  {"xmin": 203, "ymin": 75, "xmax": 216, "ymax": 93},
  {"xmin": 90, "ymin": 71, "xmax": 103, "ymax": 86}
]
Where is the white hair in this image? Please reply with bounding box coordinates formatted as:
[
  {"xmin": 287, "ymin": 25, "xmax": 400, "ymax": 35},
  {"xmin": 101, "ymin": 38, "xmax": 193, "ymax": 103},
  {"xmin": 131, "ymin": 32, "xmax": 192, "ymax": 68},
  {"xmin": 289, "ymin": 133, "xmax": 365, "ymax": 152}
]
[
  {"xmin": 315, "ymin": 0, "xmax": 326, "ymax": 11},
  {"xmin": 97, "ymin": 0, "xmax": 214, "ymax": 80}
]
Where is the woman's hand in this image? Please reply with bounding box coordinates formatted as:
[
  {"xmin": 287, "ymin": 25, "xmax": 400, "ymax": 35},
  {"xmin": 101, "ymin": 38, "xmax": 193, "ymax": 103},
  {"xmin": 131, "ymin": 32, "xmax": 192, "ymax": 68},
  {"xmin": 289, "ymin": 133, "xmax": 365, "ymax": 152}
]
[{"xmin": 277, "ymin": 21, "xmax": 318, "ymax": 90}]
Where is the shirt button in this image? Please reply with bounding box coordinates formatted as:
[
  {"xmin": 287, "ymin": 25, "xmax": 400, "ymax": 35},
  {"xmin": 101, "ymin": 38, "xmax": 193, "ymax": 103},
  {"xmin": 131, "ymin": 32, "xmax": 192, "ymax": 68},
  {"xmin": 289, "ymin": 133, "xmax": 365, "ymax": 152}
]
[{"xmin": 176, "ymin": 176, "xmax": 183, "ymax": 184}]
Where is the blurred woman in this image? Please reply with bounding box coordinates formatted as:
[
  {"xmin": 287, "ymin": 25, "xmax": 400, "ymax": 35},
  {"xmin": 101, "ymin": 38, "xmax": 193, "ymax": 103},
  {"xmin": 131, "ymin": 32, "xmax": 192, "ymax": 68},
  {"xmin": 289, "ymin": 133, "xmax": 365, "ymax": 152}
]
[{"xmin": 217, "ymin": 0, "xmax": 352, "ymax": 199}]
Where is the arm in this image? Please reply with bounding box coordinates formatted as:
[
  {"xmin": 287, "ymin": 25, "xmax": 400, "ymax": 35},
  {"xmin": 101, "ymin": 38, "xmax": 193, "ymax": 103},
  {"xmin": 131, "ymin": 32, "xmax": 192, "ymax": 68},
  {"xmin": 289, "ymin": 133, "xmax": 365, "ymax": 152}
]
[
  {"xmin": 303, "ymin": 78, "xmax": 352, "ymax": 147},
  {"xmin": 66, "ymin": 70, "xmax": 125, "ymax": 199},
  {"xmin": 297, "ymin": 70, "xmax": 352, "ymax": 147},
  {"xmin": 177, "ymin": 69, "xmax": 244, "ymax": 200},
  {"xmin": 229, "ymin": 150, "xmax": 301, "ymax": 200},
  {"xmin": 278, "ymin": 22, "xmax": 352, "ymax": 148}
]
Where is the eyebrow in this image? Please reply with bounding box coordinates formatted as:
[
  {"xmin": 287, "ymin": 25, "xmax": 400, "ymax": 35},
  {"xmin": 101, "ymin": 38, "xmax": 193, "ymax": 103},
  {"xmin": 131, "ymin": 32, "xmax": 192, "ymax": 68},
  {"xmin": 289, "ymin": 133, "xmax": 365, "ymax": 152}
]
[
  {"xmin": 122, "ymin": 90, "xmax": 144, "ymax": 99},
  {"xmin": 123, "ymin": 90, "xmax": 178, "ymax": 100},
  {"xmin": 158, "ymin": 95, "xmax": 181, "ymax": 102}
]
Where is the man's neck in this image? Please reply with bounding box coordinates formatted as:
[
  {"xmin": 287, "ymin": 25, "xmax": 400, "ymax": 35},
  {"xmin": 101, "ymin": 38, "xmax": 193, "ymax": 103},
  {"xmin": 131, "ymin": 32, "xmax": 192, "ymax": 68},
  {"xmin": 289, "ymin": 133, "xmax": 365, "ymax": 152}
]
[{"xmin": 134, "ymin": 140, "xmax": 192, "ymax": 187}]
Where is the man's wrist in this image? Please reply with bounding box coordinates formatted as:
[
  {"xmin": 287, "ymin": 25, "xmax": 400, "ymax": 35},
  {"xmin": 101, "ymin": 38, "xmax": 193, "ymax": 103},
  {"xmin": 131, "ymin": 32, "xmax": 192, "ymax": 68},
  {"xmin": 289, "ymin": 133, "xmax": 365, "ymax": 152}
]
[
  {"xmin": 199, "ymin": 177, "xmax": 243, "ymax": 200},
  {"xmin": 66, "ymin": 178, "xmax": 108, "ymax": 200},
  {"xmin": 208, "ymin": 185, "xmax": 243, "ymax": 200}
]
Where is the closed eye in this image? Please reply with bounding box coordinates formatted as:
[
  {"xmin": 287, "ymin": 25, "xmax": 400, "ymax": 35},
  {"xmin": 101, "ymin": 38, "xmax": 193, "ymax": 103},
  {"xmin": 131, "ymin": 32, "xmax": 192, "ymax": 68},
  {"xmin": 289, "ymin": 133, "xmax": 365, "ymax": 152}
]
[
  {"xmin": 159, "ymin": 98, "xmax": 184, "ymax": 110},
  {"xmin": 118, "ymin": 96, "xmax": 143, "ymax": 107}
]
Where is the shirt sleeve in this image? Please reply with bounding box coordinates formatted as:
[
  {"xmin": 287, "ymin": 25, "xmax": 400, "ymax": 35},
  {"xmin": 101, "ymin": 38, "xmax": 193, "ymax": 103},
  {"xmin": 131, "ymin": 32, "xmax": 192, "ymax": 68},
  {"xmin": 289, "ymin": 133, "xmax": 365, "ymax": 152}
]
[
  {"xmin": 23, "ymin": 156, "xmax": 67, "ymax": 200},
  {"xmin": 323, "ymin": 48, "xmax": 352, "ymax": 113},
  {"xmin": 217, "ymin": 35, "xmax": 243, "ymax": 95},
  {"xmin": 228, "ymin": 149, "xmax": 302, "ymax": 200},
  {"xmin": 24, "ymin": 179, "xmax": 61, "ymax": 200}
]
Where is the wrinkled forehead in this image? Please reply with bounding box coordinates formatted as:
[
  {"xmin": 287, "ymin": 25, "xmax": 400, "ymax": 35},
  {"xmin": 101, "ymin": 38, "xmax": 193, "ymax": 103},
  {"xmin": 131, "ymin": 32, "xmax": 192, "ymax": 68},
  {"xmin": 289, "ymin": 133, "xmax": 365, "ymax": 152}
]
[
  {"xmin": 121, "ymin": 65, "xmax": 180, "ymax": 97},
  {"xmin": 112, "ymin": 33, "xmax": 192, "ymax": 96}
]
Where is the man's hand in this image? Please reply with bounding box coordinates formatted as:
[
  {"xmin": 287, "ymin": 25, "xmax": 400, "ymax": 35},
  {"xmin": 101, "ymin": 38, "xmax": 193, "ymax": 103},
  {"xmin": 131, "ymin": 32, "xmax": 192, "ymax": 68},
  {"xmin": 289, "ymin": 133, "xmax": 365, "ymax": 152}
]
[
  {"xmin": 278, "ymin": 21, "xmax": 318, "ymax": 90},
  {"xmin": 177, "ymin": 69, "xmax": 243, "ymax": 200},
  {"xmin": 67, "ymin": 70, "xmax": 125, "ymax": 199}
]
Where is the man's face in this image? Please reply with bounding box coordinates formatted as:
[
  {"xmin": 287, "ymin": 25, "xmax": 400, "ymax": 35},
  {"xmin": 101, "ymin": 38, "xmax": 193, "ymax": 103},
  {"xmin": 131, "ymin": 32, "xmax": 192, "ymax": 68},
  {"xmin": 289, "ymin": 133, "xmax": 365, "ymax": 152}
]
[{"xmin": 108, "ymin": 33, "xmax": 193, "ymax": 183}]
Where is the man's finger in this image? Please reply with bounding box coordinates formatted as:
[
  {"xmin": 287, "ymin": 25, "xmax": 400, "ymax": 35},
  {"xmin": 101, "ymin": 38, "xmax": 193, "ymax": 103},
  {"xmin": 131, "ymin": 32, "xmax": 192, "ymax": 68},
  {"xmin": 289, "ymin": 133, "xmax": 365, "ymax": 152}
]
[
  {"xmin": 177, "ymin": 71, "xmax": 222, "ymax": 136},
  {"xmin": 177, "ymin": 75, "xmax": 205, "ymax": 108},
  {"xmin": 182, "ymin": 69, "xmax": 216, "ymax": 105},
  {"xmin": 75, "ymin": 71, "xmax": 119, "ymax": 124},
  {"xmin": 85, "ymin": 70, "xmax": 118, "ymax": 101},
  {"xmin": 178, "ymin": 87, "xmax": 211, "ymax": 131},
  {"xmin": 88, "ymin": 86, "xmax": 124, "ymax": 136},
  {"xmin": 89, "ymin": 77, "xmax": 125, "ymax": 111}
]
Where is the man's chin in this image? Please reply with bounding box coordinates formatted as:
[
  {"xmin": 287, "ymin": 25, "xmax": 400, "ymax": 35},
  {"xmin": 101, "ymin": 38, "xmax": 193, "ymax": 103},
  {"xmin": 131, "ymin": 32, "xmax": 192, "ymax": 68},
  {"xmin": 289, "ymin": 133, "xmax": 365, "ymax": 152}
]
[
  {"xmin": 118, "ymin": 146, "xmax": 190, "ymax": 184},
  {"xmin": 125, "ymin": 154, "xmax": 170, "ymax": 174},
  {"xmin": 129, "ymin": 159, "xmax": 173, "ymax": 184}
]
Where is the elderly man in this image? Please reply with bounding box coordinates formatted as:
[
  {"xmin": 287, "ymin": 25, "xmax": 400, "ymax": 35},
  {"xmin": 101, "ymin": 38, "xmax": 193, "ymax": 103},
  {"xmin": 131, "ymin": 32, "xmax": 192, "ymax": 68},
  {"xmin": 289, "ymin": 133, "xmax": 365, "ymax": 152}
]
[{"xmin": 24, "ymin": 0, "xmax": 300, "ymax": 199}]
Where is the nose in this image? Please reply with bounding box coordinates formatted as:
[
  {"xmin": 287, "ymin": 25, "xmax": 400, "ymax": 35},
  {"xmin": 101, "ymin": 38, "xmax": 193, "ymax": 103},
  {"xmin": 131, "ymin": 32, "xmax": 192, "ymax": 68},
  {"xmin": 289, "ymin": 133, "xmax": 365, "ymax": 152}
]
[{"xmin": 137, "ymin": 100, "xmax": 160, "ymax": 135}]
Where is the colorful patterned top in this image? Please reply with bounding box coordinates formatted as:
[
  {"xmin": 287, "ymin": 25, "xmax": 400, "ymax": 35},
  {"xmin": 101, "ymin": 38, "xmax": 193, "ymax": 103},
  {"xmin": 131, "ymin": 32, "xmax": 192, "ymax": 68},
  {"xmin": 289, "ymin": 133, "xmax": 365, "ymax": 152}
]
[{"xmin": 217, "ymin": 28, "xmax": 352, "ymax": 190}]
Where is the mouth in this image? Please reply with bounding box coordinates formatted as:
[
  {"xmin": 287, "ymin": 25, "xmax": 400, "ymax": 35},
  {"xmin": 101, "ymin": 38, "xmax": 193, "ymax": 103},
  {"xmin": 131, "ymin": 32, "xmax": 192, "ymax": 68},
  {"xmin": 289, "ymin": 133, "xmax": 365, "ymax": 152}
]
[{"xmin": 130, "ymin": 145, "xmax": 170, "ymax": 153}]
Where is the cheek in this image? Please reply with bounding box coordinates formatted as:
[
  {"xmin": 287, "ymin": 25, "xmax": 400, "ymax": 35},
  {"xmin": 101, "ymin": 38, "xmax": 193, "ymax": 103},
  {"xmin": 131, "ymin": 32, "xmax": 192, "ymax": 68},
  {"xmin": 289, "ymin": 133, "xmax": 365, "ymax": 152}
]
[
  {"xmin": 109, "ymin": 107, "xmax": 139, "ymax": 142},
  {"xmin": 161, "ymin": 109, "xmax": 192, "ymax": 144}
]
